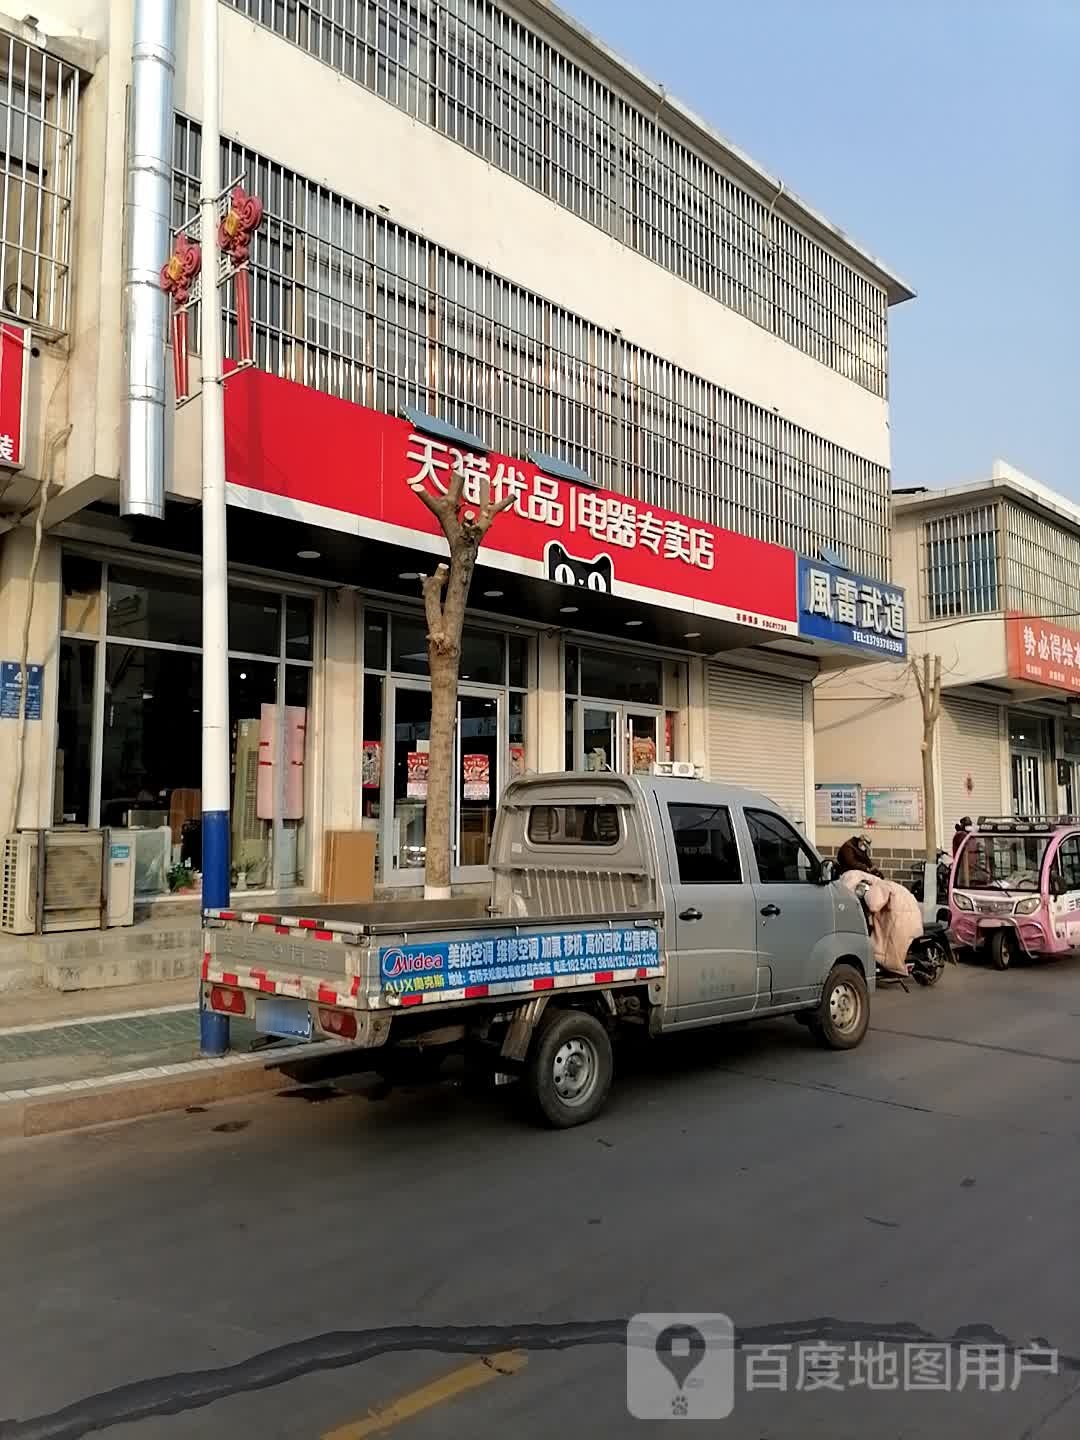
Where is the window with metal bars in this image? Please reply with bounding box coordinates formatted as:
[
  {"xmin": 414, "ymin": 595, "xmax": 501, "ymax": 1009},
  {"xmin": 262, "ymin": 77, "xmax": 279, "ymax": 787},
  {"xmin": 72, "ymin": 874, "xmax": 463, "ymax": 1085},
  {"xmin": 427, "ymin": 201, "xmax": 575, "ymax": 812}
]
[
  {"xmin": 1003, "ymin": 502, "xmax": 1080, "ymax": 625},
  {"xmin": 0, "ymin": 33, "xmax": 78, "ymax": 333},
  {"xmin": 922, "ymin": 508, "xmax": 1001, "ymax": 619},
  {"xmin": 173, "ymin": 115, "xmax": 891, "ymax": 577},
  {"xmin": 223, "ymin": 0, "xmax": 891, "ymax": 396}
]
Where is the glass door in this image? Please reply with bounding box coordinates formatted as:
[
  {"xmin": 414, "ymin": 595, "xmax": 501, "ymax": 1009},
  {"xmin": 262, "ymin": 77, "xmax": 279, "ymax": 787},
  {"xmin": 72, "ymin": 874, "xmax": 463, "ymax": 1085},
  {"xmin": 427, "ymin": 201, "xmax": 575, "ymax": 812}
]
[
  {"xmin": 1011, "ymin": 753, "xmax": 1043, "ymax": 816},
  {"xmin": 581, "ymin": 706, "xmax": 619, "ymax": 772},
  {"xmin": 626, "ymin": 712, "xmax": 658, "ymax": 774},
  {"xmin": 384, "ymin": 680, "xmax": 504, "ymax": 884},
  {"xmin": 571, "ymin": 702, "xmax": 665, "ymax": 774},
  {"xmin": 456, "ymin": 691, "xmax": 502, "ymax": 877},
  {"xmin": 387, "ymin": 681, "xmax": 431, "ymax": 877}
]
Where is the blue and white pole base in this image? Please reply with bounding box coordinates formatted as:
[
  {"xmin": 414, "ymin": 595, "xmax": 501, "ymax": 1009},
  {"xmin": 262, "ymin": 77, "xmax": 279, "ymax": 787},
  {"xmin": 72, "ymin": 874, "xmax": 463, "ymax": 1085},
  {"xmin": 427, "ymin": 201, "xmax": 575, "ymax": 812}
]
[{"xmin": 199, "ymin": 809, "xmax": 231, "ymax": 1056}]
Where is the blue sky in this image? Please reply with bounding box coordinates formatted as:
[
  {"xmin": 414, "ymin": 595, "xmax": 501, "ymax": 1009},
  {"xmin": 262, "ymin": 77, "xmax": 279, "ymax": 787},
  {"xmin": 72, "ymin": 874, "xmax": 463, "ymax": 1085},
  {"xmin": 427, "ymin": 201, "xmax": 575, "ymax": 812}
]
[{"xmin": 568, "ymin": 0, "xmax": 1077, "ymax": 496}]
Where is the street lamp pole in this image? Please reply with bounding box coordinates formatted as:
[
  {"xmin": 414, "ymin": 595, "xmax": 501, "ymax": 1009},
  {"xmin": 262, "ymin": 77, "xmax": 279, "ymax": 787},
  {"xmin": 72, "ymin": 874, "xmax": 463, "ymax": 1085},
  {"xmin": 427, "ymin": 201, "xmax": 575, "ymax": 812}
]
[{"xmin": 198, "ymin": 0, "xmax": 231, "ymax": 1054}]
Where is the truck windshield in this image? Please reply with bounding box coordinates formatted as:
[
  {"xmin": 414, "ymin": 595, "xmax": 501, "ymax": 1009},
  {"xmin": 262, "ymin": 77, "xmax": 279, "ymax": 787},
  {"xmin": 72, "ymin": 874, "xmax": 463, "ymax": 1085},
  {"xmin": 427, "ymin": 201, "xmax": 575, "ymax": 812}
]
[{"xmin": 955, "ymin": 834, "xmax": 1050, "ymax": 892}]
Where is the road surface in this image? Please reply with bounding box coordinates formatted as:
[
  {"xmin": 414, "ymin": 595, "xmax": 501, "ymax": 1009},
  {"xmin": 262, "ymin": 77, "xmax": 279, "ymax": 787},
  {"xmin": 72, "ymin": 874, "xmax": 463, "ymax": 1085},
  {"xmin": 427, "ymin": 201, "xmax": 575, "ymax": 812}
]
[{"xmin": 2, "ymin": 960, "xmax": 1080, "ymax": 1438}]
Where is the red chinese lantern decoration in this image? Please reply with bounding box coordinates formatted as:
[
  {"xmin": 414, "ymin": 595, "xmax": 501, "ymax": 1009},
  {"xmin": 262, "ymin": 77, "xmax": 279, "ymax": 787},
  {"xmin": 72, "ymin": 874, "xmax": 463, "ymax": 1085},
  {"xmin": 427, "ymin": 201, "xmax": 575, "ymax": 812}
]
[
  {"xmin": 159, "ymin": 233, "xmax": 202, "ymax": 402},
  {"xmin": 219, "ymin": 185, "xmax": 264, "ymax": 366}
]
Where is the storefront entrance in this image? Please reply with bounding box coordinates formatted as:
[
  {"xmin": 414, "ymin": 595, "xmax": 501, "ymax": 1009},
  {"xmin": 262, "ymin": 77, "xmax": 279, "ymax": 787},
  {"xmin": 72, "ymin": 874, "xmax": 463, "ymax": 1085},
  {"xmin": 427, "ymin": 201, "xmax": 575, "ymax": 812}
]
[
  {"xmin": 1010, "ymin": 713, "xmax": 1048, "ymax": 816},
  {"xmin": 569, "ymin": 702, "xmax": 664, "ymax": 774},
  {"xmin": 384, "ymin": 680, "xmax": 503, "ymax": 884},
  {"xmin": 361, "ymin": 608, "xmax": 531, "ymax": 887},
  {"xmin": 563, "ymin": 643, "xmax": 678, "ymax": 775}
]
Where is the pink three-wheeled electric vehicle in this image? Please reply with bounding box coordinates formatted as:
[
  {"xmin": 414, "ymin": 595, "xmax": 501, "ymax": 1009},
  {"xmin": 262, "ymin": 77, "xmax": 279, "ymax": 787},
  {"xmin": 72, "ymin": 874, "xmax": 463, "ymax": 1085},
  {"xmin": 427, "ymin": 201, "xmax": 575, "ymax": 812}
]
[{"xmin": 950, "ymin": 815, "xmax": 1080, "ymax": 970}]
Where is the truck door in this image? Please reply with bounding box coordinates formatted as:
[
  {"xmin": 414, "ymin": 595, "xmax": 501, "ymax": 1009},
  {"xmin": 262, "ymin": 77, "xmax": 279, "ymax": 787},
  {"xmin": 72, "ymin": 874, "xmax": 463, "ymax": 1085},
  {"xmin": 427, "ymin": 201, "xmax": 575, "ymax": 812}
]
[
  {"xmin": 661, "ymin": 799, "xmax": 762, "ymax": 1020},
  {"xmin": 743, "ymin": 807, "xmax": 834, "ymax": 1006}
]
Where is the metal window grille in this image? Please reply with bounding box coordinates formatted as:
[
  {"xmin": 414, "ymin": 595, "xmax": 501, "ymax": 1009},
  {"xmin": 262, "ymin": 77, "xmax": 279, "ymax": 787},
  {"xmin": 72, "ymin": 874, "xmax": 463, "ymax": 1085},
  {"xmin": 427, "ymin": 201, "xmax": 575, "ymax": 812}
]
[
  {"xmin": 0, "ymin": 32, "xmax": 78, "ymax": 333},
  {"xmin": 224, "ymin": 0, "xmax": 890, "ymax": 396},
  {"xmin": 174, "ymin": 115, "xmax": 891, "ymax": 577},
  {"xmin": 1003, "ymin": 502, "xmax": 1080, "ymax": 624},
  {"xmin": 920, "ymin": 506, "xmax": 1002, "ymax": 620}
]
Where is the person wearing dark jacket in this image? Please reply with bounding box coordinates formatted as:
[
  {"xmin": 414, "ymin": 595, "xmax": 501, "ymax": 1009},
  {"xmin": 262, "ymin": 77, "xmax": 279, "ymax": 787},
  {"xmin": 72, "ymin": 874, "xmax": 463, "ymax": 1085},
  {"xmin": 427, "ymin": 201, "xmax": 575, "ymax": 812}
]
[
  {"xmin": 836, "ymin": 834, "xmax": 882, "ymax": 879},
  {"xmin": 952, "ymin": 817, "xmax": 972, "ymax": 855}
]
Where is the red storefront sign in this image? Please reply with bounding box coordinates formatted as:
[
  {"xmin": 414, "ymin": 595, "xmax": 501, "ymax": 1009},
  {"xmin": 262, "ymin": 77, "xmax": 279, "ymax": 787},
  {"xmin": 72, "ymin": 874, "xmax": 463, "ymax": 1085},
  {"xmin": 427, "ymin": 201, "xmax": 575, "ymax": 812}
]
[
  {"xmin": 224, "ymin": 369, "xmax": 798, "ymax": 633},
  {"xmin": 0, "ymin": 323, "xmax": 30, "ymax": 470},
  {"xmin": 1006, "ymin": 613, "xmax": 1080, "ymax": 693}
]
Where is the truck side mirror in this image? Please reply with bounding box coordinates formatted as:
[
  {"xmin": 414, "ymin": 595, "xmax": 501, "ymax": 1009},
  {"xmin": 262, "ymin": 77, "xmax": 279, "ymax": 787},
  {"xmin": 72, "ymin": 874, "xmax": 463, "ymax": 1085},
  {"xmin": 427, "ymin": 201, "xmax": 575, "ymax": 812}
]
[{"xmin": 818, "ymin": 858, "xmax": 836, "ymax": 884}]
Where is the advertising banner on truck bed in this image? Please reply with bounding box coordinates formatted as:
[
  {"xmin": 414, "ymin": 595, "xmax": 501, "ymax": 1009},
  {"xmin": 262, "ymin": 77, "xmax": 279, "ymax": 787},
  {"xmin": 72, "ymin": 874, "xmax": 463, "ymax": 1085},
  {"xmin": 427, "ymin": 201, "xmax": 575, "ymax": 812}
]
[{"xmin": 379, "ymin": 923, "xmax": 663, "ymax": 998}]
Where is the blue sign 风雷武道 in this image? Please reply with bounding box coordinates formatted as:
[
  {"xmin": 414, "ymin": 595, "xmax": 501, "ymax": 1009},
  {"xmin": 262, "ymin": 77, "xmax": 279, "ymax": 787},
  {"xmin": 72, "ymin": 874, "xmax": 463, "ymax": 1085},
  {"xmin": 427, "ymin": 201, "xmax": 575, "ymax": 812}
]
[{"xmin": 796, "ymin": 558, "xmax": 906, "ymax": 657}]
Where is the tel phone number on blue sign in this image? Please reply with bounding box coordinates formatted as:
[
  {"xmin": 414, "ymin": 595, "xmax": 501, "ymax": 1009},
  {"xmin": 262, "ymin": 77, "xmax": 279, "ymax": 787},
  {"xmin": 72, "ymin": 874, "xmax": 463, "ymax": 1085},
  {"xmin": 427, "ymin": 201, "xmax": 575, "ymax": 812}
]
[{"xmin": 379, "ymin": 926, "xmax": 662, "ymax": 995}]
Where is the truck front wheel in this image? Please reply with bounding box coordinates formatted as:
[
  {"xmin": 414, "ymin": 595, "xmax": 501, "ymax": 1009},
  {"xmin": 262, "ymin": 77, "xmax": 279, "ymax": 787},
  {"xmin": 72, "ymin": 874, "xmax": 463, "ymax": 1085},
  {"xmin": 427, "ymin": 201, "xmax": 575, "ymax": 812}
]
[
  {"xmin": 809, "ymin": 963, "xmax": 869, "ymax": 1050},
  {"xmin": 522, "ymin": 1008, "xmax": 613, "ymax": 1128}
]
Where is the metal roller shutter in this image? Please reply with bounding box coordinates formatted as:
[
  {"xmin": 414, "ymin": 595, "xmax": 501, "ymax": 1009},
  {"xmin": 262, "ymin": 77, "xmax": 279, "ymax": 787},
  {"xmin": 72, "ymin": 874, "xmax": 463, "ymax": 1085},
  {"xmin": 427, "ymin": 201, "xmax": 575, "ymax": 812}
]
[
  {"xmin": 940, "ymin": 698, "xmax": 1002, "ymax": 826},
  {"xmin": 706, "ymin": 664, "xmax": 808, "ymax": 821}
]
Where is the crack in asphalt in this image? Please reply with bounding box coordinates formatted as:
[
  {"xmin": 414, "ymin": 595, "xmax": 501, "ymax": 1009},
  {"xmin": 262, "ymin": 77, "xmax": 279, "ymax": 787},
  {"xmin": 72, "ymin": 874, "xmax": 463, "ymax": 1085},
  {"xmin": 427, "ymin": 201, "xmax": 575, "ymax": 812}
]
[
  {"xmin": 870, "ymin": 1025, "xmax": 1080, "ymax": 1066},
  {"xmin": 0, "ymin": 1318, "xmax": 1072, "ymax": 1440}
]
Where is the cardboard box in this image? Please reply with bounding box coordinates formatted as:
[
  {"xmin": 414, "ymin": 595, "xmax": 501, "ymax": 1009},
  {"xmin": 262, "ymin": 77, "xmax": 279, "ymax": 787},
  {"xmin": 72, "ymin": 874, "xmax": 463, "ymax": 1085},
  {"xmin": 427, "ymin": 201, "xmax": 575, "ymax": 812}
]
[{"xmin": 322, "ymin": 829, "xmax": 377, "ymax": 902}]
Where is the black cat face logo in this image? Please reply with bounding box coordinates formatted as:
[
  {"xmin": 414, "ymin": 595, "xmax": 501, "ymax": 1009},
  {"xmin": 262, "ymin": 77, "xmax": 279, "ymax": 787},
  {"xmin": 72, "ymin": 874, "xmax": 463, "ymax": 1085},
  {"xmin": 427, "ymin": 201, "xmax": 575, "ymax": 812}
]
[{"xmin": 545, "ymin": 541, "xmax": 614, "ymax": 594}]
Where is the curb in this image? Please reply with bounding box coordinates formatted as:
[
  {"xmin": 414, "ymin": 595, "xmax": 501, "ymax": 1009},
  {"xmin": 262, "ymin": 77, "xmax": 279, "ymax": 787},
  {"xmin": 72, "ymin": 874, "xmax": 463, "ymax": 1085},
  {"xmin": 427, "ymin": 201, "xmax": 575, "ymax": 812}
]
[{"xmin": 0, "ymin": 1042, "xmax": 341, "ymax": 1140}]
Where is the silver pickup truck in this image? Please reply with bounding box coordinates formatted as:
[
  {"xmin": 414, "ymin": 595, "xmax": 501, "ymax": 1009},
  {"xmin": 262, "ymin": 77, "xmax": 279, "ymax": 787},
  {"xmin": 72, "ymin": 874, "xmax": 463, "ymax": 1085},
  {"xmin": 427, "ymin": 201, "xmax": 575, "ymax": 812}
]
[{"xmin": 203, "ymin": 771, "xmax": 874, "ymax": 1127}]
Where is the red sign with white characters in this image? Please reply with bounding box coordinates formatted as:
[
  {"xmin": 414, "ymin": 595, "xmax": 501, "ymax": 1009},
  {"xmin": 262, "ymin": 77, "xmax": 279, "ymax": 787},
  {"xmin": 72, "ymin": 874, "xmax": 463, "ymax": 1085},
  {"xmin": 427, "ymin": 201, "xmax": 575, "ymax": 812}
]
[
  {"xmin": 0, "ymin": 323, "xmax": 29, "ymax": 470},
  {"xmin": 224, "ymin": 369, "xmax": 798, "ymax": 633},
  {"xmin": 1006, "ymin": 613, "xmax": 1080, "ymax": 693}
]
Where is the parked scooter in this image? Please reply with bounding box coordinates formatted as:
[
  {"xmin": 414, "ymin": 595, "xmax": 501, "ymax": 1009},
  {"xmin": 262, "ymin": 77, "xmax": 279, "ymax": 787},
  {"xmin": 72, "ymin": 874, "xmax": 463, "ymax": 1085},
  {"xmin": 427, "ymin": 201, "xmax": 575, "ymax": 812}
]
[{"xmin": 907, "ymin": 850, "xmax": 951, "ymax": 907}]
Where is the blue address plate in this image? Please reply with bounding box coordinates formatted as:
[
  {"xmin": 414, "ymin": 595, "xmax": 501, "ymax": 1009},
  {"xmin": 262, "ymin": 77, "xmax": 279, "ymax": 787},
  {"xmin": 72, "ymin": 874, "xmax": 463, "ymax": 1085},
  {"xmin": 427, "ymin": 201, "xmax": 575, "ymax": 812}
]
[{"xmin": 255, "ymin": 996, "xmax": 313, "ymax": 1040}]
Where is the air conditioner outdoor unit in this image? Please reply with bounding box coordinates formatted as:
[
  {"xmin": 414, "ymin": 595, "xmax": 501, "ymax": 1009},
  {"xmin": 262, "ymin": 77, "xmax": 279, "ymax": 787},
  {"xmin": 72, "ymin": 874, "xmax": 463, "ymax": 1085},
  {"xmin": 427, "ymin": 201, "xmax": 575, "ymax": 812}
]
[
  {"xmin": 1, "ymin": 832, "xmax": 39, "ymax": 935},
  {"xmin": 0, "ymin": 829, "xmax": 106, "ymax": 935}
]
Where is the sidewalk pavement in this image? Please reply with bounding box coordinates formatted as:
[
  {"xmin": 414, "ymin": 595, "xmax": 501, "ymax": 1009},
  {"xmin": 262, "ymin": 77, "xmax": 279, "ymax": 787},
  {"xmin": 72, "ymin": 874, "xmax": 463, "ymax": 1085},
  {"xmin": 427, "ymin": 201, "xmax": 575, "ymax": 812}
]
[{"xmin": 0, "ymin": 981, "xmax": 335, "ymax": 1140}]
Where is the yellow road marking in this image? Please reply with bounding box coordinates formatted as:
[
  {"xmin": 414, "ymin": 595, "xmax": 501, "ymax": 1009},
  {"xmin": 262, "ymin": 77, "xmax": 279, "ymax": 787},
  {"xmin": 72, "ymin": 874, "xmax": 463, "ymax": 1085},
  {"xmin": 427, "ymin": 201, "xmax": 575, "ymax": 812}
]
[{"xmin": 321, "ymin": 1350, "xmax": 528, "ymax": 1440}]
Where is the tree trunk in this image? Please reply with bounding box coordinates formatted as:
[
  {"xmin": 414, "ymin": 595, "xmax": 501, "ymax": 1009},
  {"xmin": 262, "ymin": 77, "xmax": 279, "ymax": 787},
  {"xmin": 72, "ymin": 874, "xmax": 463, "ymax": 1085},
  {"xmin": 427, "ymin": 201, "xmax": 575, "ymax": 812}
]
[
  {"xmin": 424, "ymin": 646, "xmax": 459, "ymax": 899},
  {"xmin": 915, "ymin": 653, "xmax": 943, "ymax": 861},
  {"xmin": 413, "ymin": 466, "xmax": 512, "ymax": 902}
]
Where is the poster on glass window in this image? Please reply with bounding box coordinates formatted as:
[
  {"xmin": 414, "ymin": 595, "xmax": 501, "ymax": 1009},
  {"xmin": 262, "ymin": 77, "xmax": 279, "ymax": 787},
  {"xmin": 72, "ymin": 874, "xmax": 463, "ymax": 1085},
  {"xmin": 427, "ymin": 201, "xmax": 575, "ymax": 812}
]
[
  {"xmin": 362, "ymin": 740, "xmax": 381, "ymax": 789},
  {"xmin": 463, "ymin": 754, "xmax": 490, "ymax": 800},
  {"xmin": 407, "ymin": 751, "xmax": 429, "ymax": 799}
]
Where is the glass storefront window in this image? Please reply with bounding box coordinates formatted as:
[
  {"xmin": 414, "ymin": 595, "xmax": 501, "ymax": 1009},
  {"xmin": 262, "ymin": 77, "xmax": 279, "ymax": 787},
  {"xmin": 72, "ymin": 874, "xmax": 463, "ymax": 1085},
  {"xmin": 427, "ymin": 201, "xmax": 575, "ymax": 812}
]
[
  {"xmin": 55, "ymin": 638, "xmax": 95, "ymax": 824},
  {"xmin": 390, "ymin": 614, "xmax": 431, "ymax": 676},
  {"xmin": 100, "ymin": 646, "xmax": 202, "ymax": 893},
  {"xmin": 509, "ymin": 690, "xmax": 525, "ymax": 781},
  {"xmin": 565, "ymin": 644, "xmax": 579, "ymax": 695},
  {"xmin": 578, "ymin": 646, "xmax": 662, "ymax": 705},
  {"xmin": 107, "ymin": 565, "xmax": 201, "ymax": 647},
  {"xmin": 229, "ymin": 586, "xmax": 281, "ymax": 656},
  {"xmin": 66, "ymin": 553, "xmax": 316, "ymax": 894},
  {"xmin": 390, "ymin": 614, "xmax": 506, "ymax": 684},
  {"xmin": 508, "ymin": 634, "xmax": 529, "ymax": 689},
  {"xmin": 362, "ymin": 673, "xmax": 384, "ymax": 873},
  {"xmin": 282, "ymin": 665, "xmax": 310, "ymax": 887},
  {"xmin": 365, "ymin": 610, "xmax": 388, "ymax": 670},
  {"xmin": 61, "ymin": 555, "xmax": 102, "ymax": 634},
  {"xmin": 229, "ymin": 660, "xmax": 277, "ymax": 890},
  {"xmin": 285, "ymin": 596, "xmax": 315, "ymax": 660},
  {"xmin": 460, "ymin": 629, "xmax": 504, "ymax": 686}
]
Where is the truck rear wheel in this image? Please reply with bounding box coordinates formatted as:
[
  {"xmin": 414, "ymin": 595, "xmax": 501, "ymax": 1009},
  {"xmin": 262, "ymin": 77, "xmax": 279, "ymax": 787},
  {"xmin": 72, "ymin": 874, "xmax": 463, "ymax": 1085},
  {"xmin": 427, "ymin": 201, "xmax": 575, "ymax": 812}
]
[
  {"xmin": 522, "ymin": 1008, "xmax": 613, "ymax": 1129},
  {"xmin": 809, "ymin": 964, "xmax": 869, "ymax": 1050}
]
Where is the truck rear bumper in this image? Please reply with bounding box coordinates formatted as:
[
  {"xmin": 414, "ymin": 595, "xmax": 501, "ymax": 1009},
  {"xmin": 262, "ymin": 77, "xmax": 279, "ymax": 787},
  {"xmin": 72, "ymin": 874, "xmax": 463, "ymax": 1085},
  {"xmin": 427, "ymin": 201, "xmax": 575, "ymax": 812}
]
[{"xmin": 201, "ymin": 974, "xmax": 393, "ymax": 1049}]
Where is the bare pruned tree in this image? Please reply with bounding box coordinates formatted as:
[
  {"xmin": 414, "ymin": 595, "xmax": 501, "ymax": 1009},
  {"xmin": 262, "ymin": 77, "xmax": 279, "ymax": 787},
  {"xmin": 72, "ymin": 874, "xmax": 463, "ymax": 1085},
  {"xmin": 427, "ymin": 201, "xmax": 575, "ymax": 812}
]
[{"xmin": 413, "ymin": 464, "xmax": 513, "ymax": 899}]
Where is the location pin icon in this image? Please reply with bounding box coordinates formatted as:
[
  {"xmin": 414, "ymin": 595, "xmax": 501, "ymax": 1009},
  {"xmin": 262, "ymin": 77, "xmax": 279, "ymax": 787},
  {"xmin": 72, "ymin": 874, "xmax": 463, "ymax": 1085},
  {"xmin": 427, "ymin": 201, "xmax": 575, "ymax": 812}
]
[{"xmin": 655, "ymin": 1322, "xmax": 707, "ymax": 1393}]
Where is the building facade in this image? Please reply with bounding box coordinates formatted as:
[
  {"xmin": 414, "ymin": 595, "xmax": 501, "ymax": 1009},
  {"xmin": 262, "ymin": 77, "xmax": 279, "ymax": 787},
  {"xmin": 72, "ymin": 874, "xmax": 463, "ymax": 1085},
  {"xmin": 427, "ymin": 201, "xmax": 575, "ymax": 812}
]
[
  {"xmin": 0, "ymin": 0, "xmax": 911, "ymax": 902},
  {"xmin": 815, "ymin": 462, "xmax": 1080, "ymax": 877}
]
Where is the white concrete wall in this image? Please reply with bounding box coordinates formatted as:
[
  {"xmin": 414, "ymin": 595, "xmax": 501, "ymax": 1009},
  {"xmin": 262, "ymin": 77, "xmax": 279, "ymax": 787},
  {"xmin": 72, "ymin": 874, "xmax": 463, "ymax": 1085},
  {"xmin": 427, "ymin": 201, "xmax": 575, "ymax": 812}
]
[
  {"xmin": 170, "ymin": 2, "xmax": 890, "ymax": 470},
  {"xmin": 0, "ymin": 530, "xmax": 61, "ymax": 832}
]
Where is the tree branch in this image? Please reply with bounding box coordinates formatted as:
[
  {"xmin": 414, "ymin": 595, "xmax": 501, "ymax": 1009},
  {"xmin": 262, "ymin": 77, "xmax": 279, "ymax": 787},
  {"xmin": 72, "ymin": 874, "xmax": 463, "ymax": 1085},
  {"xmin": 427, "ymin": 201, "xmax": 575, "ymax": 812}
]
[{"xmin": 422, "ymin": 564, "xmax": 449, "ymax": 648}]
